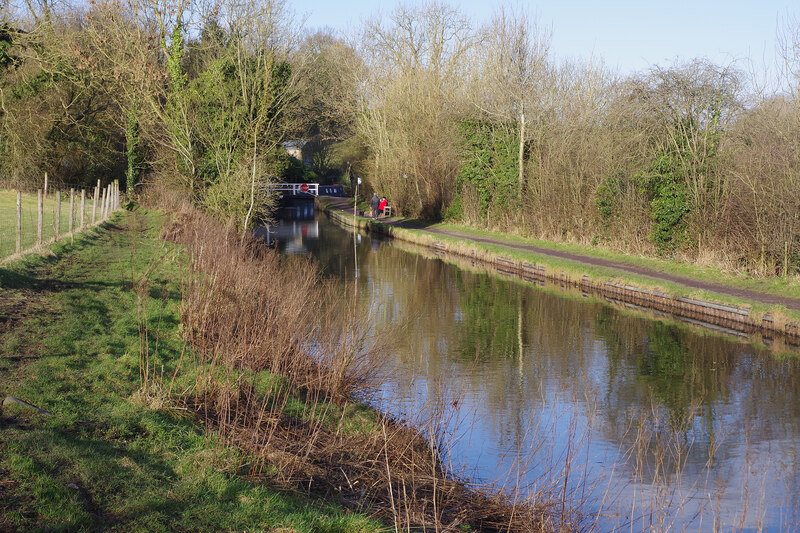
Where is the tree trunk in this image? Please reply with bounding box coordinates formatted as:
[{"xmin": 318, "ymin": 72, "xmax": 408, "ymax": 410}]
[
  {"xmin": 518, "ymin": 104, "xmax": 526, "ymax": 188},
  {"xmin": 242, "ymin": 131, "xmax": 258, "ymax": 239}
]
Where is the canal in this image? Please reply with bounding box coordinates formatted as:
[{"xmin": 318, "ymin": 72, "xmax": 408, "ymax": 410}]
[{"xmin": 259, "ymin": 211, "xmax": 800, "ymax": 532}]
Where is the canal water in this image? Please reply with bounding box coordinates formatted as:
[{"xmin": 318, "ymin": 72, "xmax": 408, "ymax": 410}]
[{"xmin": 258, "ymin": 212, "xmax": 800, "ymax": 532}]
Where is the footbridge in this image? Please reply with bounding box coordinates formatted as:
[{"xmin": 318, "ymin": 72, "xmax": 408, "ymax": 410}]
[
  {"xmin": 265, "ymin": 183, "xmax": 345, "ymax": 220},
  {"xmin": 265, "ymin": 183, "xmax": 345, "ymax": 197}
]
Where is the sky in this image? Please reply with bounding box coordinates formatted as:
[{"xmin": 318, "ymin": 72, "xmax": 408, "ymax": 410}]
[{"xmin": 290, "ymin": 0, "xmax": 799, "ymax": 79}]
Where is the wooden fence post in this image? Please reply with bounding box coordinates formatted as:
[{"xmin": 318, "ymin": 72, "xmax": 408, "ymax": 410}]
[
  {"xmin": 80, "ymin": 189, "xmax": 85, "ymax": 229},
  {"xmin": 37, "ymin": 189, "xmax": 43, "ymax": 246},
  {"xmin": 92, "ymin": 182, "xmax": 99, "ymax": 224},
  {"xmin": 44, "ymin": 172, "xmax": 48, "ymax": 201},
  {"xmin": 100, "ymin": 188, "xmax": 106, "ymax": 221},
  {"xmin": 16, "ymin": 191, "xmax": 21, "ymax": 254},
  {"xmin": 55, "ymin": 190, "xmax": 61, "ymax": 239},
  {"xmin": 104, "ymin": 185, "xmax": 109, "ymax": 219},
  {"xmin": 785, "ymin": 241, "xmax": 789, "ymax": 278},
  {"xmin": 69, "ymin": 188, "xmax": 75, "ymax": 235}
]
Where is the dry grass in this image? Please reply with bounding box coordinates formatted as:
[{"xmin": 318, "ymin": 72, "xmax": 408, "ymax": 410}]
[{"xmin": 141, "ymin": 192, "xmax": 562, "ymax": 532}]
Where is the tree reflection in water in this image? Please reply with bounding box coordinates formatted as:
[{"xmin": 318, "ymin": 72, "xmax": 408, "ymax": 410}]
[{"xmin": 270, "ymin": 212, "xmax": 800, "ymax": 531}]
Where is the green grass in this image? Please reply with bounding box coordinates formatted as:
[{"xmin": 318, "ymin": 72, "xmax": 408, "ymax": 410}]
[
  {"xmin": 428, "ymin": 222, "xmax": 800, "ymax": 299},
  {"xmin": 0, "ymin": 208, "xmax": 383, "ymax": 532},
  {"xmin": 323, "ymin": 194, "xmax": 800, "ymax": 301},
  {"xmin": 0, "ymin": 188, "xmax": 100, "ymax": 260},
  {"xmin": 319, "ymin": 198, "xmax": 800, "ymax": 326}
]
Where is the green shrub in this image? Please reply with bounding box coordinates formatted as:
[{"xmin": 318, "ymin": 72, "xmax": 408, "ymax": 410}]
[{"xmin": 638, "ymin": 153, "xmax": 691, "ymax": 253}]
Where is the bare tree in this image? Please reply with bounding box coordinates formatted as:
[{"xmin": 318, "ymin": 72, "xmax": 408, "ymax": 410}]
[
  {"xmin": 778, "ymin": 11, "xmax": 800, "ymax": 107},
  {"xmin": 357, "ymin": 1, "xmax": 476, "ymax": 217},
  {"xmin": 638, "ymin": 60, "xmax": 743, "ymax": 216},
  {"xmin": 291, "ymin": 29, "xmax": 363, "ymax": 141},
  {"xmin": 473, "ymin": 5, "xmax": 551, "ymax": 188}
]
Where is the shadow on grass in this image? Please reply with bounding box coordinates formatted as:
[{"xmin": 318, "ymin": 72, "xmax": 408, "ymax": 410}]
[
  {"xmin": 5, "ymin": 413, "xmax": 199, "ymax": 531},
  {"xmin": 0, "ymin": 269, "xmax": 125, "ymax": 297},
  {"xmin": 3, "ymin": 403, "xmax": 353, "ymax": 532}
]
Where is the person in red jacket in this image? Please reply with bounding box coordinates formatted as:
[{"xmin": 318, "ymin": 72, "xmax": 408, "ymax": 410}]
[{"xmin": 378, "ymin": 197, "xmax": 388, "ymax": 217}]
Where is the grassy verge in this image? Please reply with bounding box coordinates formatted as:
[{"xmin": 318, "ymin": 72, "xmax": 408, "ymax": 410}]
[
  {"xmin": 430, "ymin": 222, "xmax": 800, "ymax": 298},
  {"xmin": 319, "ymin": 197, "xmax": 800, "ymax": 328},
  {"xmin": 0, "ymin": 208, "xmax": 382, "ymax": 532}
]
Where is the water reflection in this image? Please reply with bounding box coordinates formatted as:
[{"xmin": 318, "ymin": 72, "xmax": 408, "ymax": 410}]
[
  {"xmin": 252, "ymin": 220, "xmax": 318, "ymax": 253},
  {"xmin": 260, "ymin": 212, "xmax": 800, "ymax": 531}
]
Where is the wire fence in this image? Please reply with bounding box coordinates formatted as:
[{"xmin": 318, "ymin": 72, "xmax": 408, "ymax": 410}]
[{"xmin": 0, "ymin": 180, "xmax": 121, "ymax": 261}]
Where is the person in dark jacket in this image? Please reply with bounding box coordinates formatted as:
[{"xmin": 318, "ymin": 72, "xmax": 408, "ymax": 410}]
[{"xmin": 369, "ymin": 193, "xmax": 380, "ymax": 219}]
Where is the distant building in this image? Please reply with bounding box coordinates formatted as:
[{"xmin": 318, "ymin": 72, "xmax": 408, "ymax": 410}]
[{"xmin": 282, "ymin": 140, "xmax": 311, "ymax": 166}]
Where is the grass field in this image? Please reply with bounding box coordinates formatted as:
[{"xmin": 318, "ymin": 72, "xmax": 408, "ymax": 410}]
[{"xmin": 0, "ymin": 188, "xmax": 102, "ymax": 259}]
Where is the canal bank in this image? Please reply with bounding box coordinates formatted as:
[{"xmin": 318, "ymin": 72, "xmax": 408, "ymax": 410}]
[
  {"xmin": 1, "ymin": 205, "xmax": 571, "ymax": 532},
  {"xmin": 0, "ymin": 209, "xmax": 370, "ymax": 532},
  {"xmin": 317, "ymin": 196, "xmax": 800, "ymax": 349}
]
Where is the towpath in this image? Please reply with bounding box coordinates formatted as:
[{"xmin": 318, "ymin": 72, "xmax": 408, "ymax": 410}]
[{"xmin": 322, "ymin": 196, "xmax": 800, "ymax": 312}]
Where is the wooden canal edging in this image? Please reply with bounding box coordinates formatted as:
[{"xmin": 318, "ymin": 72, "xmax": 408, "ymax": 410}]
[
  {"xmin": 319, "ymin": 198, "xmax": 799, "ymax": 346},
  {"xmin": 489, "ymin": 254, "xmax": 798, "ymax": 344}
]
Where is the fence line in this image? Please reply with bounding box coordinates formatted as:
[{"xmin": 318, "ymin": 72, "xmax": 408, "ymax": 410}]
[{"xmin": 1, "ymin": 180, "xmax": 121, "ymax": 261}]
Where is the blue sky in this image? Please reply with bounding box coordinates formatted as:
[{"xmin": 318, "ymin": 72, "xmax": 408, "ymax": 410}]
[{"xmin": 291, "ymin": 0, "xmax": 798, "ymax": 77}]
